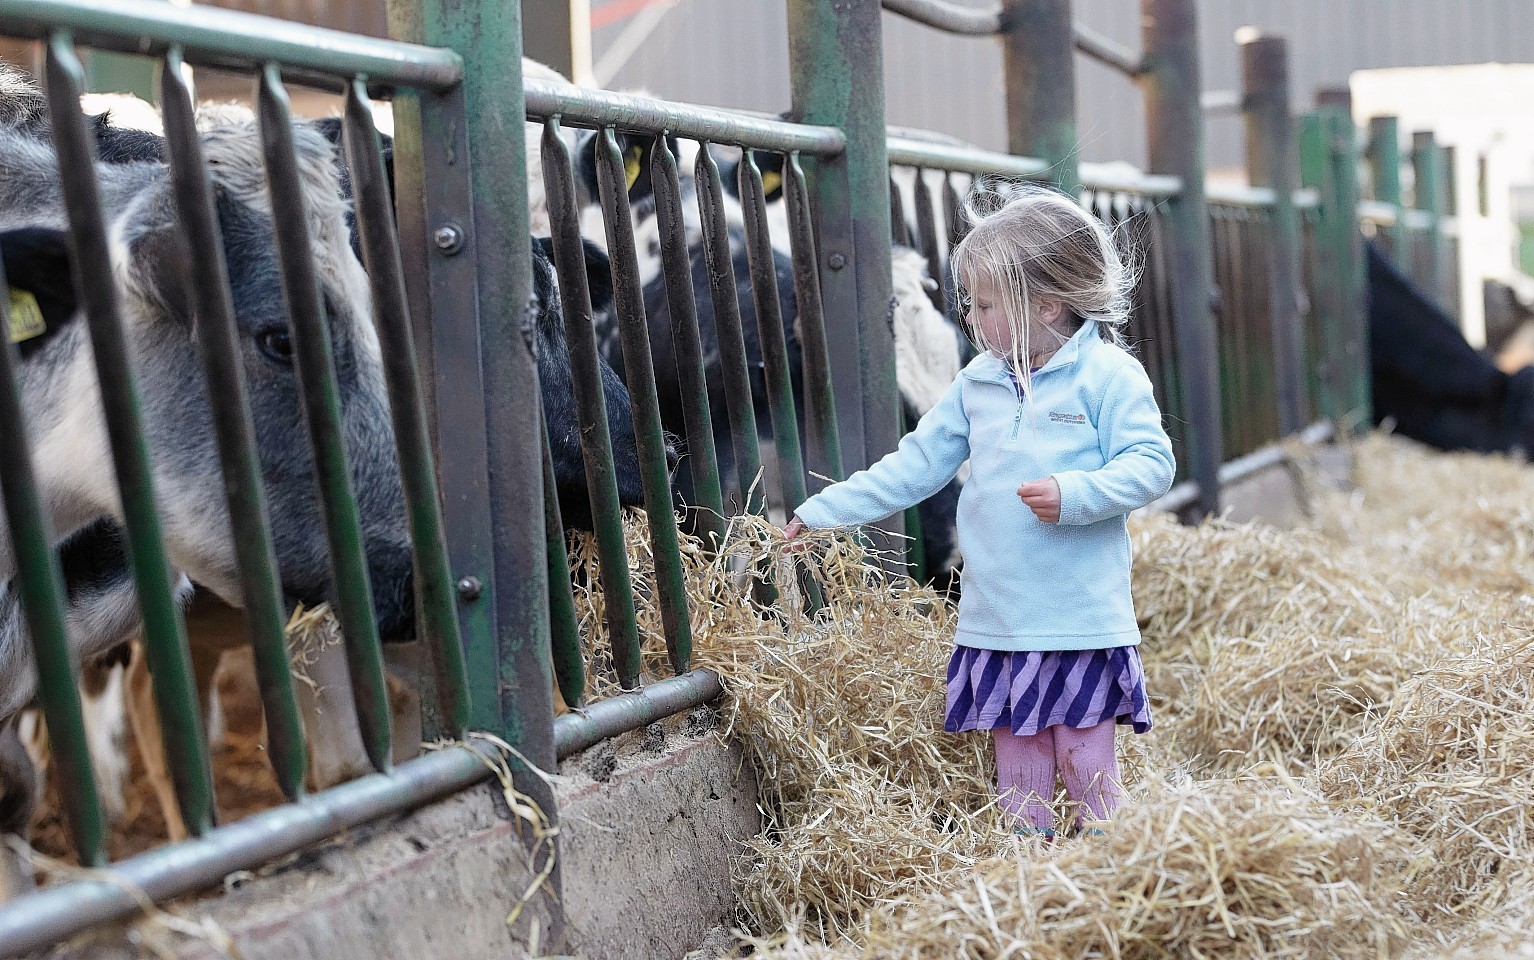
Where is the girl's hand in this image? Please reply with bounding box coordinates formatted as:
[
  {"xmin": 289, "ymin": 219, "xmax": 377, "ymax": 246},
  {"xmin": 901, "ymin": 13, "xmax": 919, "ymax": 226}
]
[
  {"xmin": 1017, "ymin": 477, "xmax": 1061, "ymax": 523},
  {"xmin": 781, "ymin": 515, "xmax": 811, "ymax": 552}
]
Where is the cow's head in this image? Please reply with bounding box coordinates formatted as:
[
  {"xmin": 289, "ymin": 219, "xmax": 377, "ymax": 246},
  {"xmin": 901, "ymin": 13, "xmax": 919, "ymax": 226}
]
[{"xmin": 1, "ymin": 118, "xmax": 414, "ymax": 642}]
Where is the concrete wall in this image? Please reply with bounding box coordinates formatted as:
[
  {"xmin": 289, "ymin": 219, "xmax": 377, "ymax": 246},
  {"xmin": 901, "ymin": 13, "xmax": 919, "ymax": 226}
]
[{"xmin": 53, "ymin": 709, "xmax": 758, "ymax": 960}]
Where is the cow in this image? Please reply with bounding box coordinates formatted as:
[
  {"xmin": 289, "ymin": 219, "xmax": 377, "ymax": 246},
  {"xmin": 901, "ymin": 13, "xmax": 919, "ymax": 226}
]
[
  {"xmin": 568, "ymin": 131, "xmax": 967, "ymax": 589},
  {"xmin": 1368, "ymin": 239, "xmax": 1534, "ymax": 454}
]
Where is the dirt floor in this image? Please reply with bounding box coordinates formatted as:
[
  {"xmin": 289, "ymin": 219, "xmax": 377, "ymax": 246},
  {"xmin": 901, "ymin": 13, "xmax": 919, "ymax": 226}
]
[{"xmin": 31, "ymin": 647, "xmax": 288, "ymax": 863}]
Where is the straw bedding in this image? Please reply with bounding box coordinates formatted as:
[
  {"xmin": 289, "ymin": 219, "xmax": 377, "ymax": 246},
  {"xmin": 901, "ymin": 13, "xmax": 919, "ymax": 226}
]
[{"xmin": 567, "ymin": 432, "xmax": 1534, "ymax": 958}]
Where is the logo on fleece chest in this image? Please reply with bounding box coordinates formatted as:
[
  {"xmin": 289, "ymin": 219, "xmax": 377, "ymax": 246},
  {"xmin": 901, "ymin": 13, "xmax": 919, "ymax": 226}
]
[{"xmin": 1048, "ymin": 411, "xmax": 1088, "ymax": 425}]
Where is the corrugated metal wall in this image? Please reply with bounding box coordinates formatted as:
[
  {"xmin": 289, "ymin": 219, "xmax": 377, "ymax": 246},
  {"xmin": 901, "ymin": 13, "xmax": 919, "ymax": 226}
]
[{"xmin": 596, "ymin": 0, "xmax": 1534, "ymax": 172}]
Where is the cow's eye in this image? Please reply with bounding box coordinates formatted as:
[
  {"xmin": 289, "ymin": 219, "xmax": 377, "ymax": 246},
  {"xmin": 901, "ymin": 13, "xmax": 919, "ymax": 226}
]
[{"xmin": 257, "ymin": 328, "xmax": 294, "ymax": 364}]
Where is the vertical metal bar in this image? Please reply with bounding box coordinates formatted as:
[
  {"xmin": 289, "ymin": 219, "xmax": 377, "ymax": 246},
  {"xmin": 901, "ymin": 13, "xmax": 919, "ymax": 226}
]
[
  {"xmin": 1412, "ymin": 131, "xmax": 1448, "ymax": 309},
  {"xmin": 695, "ymin": 144, "xmax": 766, "ymax": 517},
  {"xmin": 784, "ymin": 150, "xmax": 844, "ymax": 487},
  {"xmin": 388, "ymin": 0, "xmax": 561, "ymax": 931},
  {"xmin": 1241, "ymin": 32, "xmax": 1306, "ymax": 438},
  {"xmin": 1329, "ymin": 110, "xmax": 1368, "ymax": 430},
  {"xmin": 911, "ymin": 168, "xmax": 947, "ymax": 313},
  {"xmin": 1001, "ymin": 0, "xmax": 1081, "ymax": 194},
  {"xmin": 341, "ymin": 78, "xmax": 470, "ymax": 735},
  {"xmin": 739, "ymin": 150, "xmax": 811, "ymax": 516},
  {"xmin": 0, "ymin": 274, "xmax": 105, "ymax": 866},
  {"xmin": 256, "ymin": 64, "xmax": 390, "ymax": 773},
  {"xmin": 595, "ymin": 126, "xmax": 693, "ymax": 677},
  {"xmin": 539, "ymin": 119, "xmax": 644, "ymax": 689},
  {"xmin": 541, "ymin": 415, "xmax": 584, "ymax": 710},
  {"xmin": 1367, "ymin": 115, "xmax": 1408, "ymax": 261},
  {"xmin": 45, "ymin": 34, "xmax": 214, "ymax": 837},
  {"xmin": 649, "ymin": 134, "xmax": 725, "ymax": 547},
  {"xmin": 158, "ymin": 50, "xmax": 307, "ymax": 801},
  {"xmin": 889, "ymin": 174, "xmax": 912, "ymax": 246},
  {"xmin": 786, "ymin": 0, "xmax": 900, "ymax": 561},
  {"xmin": 1141, "ymin": 0, "xmax": 1221, "ymax": 516},
  {"xmin": 385, "ymin": 79, "xmax": 484, "ymax": 741}
]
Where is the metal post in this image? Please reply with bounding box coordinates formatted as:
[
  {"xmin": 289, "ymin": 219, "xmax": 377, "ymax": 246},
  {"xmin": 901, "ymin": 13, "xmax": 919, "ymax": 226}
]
[
  {"xmin": 1001, "ymin": 0, "xmax": 1079, "ymax": 194},
  {"xmin": 1240, "ymin": 31, "xmax": 1304, "ymax": 438},
  {"xmin": 1141, "ymin": 0, "xmax": 1221, "ymax": 516},
  {"xmin": 1412, "ymin": 130, "xmax": 1448, "ymax": 307},
  {"xmin": 786, "ymin": 0, "xmax": 901, "ymax": 555},
  {"xmin": 388, "ymin": 0, "xmax": 561, "ymax": 936},
  {"xmin": 1367, "ymin": 115, "xmax": 1408, "ymax": 260}
]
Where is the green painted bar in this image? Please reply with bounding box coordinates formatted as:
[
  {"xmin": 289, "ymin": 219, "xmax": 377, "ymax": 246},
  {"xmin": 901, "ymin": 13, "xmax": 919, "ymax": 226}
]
[
  {"xmin": 595, "ymin": 127, "xmax": 694, "ymax": 678},
  {"xmin": 158, "ymin": 50, "xmax": 307, "ymax": 799},
  {"xmin": 1001, "ymin": 0, "xmax": 1080, "ymax": 194},
  {"xmin": 341, "ymin": 79, "xmax": 470, "ymax": 735},
  {"xmin": 1368, "ymin": 116, "xmax": 1408, "ymax": 261},
  {"xmin": 539, "ymin": 119, "xmax": 645, "ymax": 692},
  {"xmin": 1328, "ymin": 110, "xmax": 1369, "ymax": 431},
  {"xmin": 45, "ymin": 34, "xmax": 215, "ymax": 837},
  {"xmin": 0, "ymin": 283, "xmax": 105, "ymax": 866},
  {"xmin": 542, "ymin": 417, "xmax": 585, "ymax": 709},
  {"xmin": 257, "ymin": 65, "xmax": 392, "ymax": 773},
  {"xmin": 650, "ymin": 133, "xmax": 726, "ymax": 550},
  {"xmin": 391, "ymin": 0, "xmax": 561, "ymax": 928},
  {"xmin": 785, "ymin": 0, "xmax": 902, "ymax": 569},
  {"xmin": 695, "ymin": 144, "xmax": 768, "ymax": 517},
  {"xmin": 1299, "ymin": 110, "xmax": 1346, "ymax": 425},
  {"xmin": 784, "ymin": 151, "xmax": 845, "ymax": 486},
  {"xmin": 1412, "ymin": 131, "xmax": 1449, "ymax": 309}
]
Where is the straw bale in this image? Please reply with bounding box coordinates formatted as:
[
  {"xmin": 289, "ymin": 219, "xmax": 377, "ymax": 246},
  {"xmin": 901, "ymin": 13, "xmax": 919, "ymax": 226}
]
[
  {"xmin": 1321, "ymin": 632, "xmax": 1534, "ymax": 921},
  {"xmin": 860, "ymin": 776, "xmax": 1415, "ymax": 960},
  {"xmin": 1128, "ymin": 514, "xmax": 1492, "ymax": 773}
]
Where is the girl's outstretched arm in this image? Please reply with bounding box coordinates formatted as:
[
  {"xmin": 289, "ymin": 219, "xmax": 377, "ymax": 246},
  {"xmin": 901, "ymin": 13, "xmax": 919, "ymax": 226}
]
[
  {"xmin": 793, "ymin": 376, "xmax": 971, "ymax": 529},
  {"xmin": 1051, "ymin": 362, "xmax": 1175, "ymax": 525}
]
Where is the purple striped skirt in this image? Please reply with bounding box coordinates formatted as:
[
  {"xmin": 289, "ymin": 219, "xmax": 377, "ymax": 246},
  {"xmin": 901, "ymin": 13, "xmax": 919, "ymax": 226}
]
[{"xmin": 944, "ymin": 644, "xmax": 1152, "ymax": 736}]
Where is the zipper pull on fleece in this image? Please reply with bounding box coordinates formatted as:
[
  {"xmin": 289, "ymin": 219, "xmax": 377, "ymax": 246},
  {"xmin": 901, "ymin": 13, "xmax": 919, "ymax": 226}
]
[{"xmin": 1011, "ymin": 396, "xmax": 1023, "ymax": 439}]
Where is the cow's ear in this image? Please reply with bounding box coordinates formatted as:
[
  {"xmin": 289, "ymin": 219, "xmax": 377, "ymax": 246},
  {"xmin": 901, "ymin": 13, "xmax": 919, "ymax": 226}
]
[
  {"xmin": 754, "ymin": 150, "xmax": 786, "ymax": 203},
  {"xmin": 1, "ymin": 228, "xmax": 79, "ymax": 349},
  {"xmin": 124, "ymin": 223, "xmax": 192, "ymax": 324}
]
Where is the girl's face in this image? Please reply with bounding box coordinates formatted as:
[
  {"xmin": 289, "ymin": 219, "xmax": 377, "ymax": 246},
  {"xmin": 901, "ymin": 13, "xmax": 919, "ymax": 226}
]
[
  {"xmin": 964, "ymin": 274, "xmax": 1062, "ymax": 356},
  {"xmin": 965, "ymin": 275, "xmax": 1014, "ymax": 352}
]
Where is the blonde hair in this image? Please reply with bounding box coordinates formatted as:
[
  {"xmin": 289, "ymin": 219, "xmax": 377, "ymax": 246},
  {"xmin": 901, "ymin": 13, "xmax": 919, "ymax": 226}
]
[{"xmin": 950, "ymin": 182, "xmax": 1136, "ymax": 397}]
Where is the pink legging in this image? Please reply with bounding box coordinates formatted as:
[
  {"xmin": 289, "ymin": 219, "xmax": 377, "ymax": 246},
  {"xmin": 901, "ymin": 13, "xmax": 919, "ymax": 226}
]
[{"xmin": 993, "ymin": 721, "xmax": 1121, "ymax": 832}]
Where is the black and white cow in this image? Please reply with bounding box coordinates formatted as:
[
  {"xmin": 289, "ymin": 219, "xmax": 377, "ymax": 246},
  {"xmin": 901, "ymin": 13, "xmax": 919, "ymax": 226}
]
[
  {"xmin": 570, "ymin": 132, "xmax": 967, "ymax": 589},
  {"xmin": 1368, "ymin": 239, "xmax": 1534, "ymax": 454},
  {"xmin": 0, "ymin": 69, "xmax": 643, "ymax": 832}
]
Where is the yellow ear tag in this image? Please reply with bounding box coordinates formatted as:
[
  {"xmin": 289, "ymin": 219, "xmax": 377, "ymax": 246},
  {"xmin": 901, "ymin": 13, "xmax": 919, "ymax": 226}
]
[
  {"xmin": 624, "ymin": 145, "xmax": 642, "ymax": 191},
  {"xmin": 761, "ymin": 170, "xmax": 782, "ymax": 197},
  {"xmin": 7, "ymin": 289, "xmax": 46, "ymax": 345}
]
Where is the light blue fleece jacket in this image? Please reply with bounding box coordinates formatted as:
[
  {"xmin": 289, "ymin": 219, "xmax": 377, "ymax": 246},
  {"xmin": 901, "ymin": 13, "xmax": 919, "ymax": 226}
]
[{"xmin": 794, "ymin": 318, "xmax": 1175, "ymax": 652}]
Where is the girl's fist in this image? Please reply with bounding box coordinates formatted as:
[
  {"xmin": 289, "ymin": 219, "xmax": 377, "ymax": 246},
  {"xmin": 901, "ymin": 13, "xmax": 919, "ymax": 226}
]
[{"xmin": 1017, "ymin": 477, "xmax": 1061, "ymax": 523}]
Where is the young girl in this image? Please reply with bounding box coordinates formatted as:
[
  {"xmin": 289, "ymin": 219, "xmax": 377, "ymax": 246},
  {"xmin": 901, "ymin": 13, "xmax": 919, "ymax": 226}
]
[{"xmin": 782, "ymin": 186, "xmax": 1174, "ymax": 837}]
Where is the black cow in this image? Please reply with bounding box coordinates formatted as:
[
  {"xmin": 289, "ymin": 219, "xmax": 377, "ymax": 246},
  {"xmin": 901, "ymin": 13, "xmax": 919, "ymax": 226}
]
[{"xmin": 1368, "ymin": 240, "xmax": 1534, "ymax": 454}]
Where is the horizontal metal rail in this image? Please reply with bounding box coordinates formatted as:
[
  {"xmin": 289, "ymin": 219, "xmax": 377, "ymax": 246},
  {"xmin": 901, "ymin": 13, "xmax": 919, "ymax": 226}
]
[
  {"xmin": 1072, "ymin": 21, "xmax": 1143, "ymax": 77},
  {"xmin": 1153, "ymin": 420, "xmax": 1335, "ymax": 514},
  {"xmin": 886, "ymin": 136, "xmax": 1050, "ymax": 178},
  {"xmin": 1079, "ymin": 163, "xmax": 1182, "ymax": 198},
  {"xmin": 554, "ymin": 669, "xmax": 723, "ymax": 757},
  {"xmin": 523, "ymin": 79, "xmax": 845, "ymax": 155},
  {"xmin": 880, "ymin": 0, "xmax": 1000, "ymax": 34},
  {"xmin": 0, "ymin": 670, "xmax": 724, "ymax": 958},
  {"xmin": 0, "ymin": 0, "xmax": 461, "ymax": 92}
]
